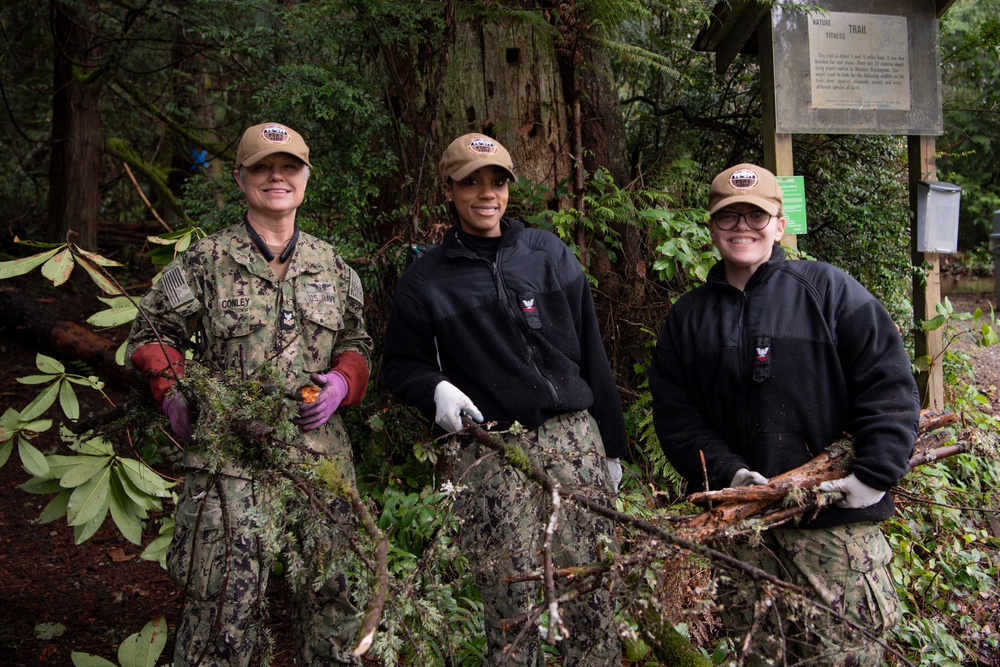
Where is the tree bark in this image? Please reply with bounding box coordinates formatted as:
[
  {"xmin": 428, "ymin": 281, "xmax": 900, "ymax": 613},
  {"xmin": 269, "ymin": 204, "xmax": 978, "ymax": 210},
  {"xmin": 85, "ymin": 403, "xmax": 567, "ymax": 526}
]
[
  {"xmin": 676, "ymin": 410, "xmax": 962, "ymax": 542},
  {"xmin": 48, "ymin": 0, "xmax": 103, "ymax": 251},
  {"xmin": 546, "ymin": 3, "xmax": 646, "ymax": 386},
  {"xmin": 440, "ymin": 16, "xmax": 574, "ymax": 199}
]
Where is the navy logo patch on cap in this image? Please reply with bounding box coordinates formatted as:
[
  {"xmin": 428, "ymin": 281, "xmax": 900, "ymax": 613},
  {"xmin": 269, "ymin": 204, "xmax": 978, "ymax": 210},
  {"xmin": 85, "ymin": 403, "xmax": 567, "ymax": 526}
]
[
  {"xmin": 729, "ymin": 168, "xmax": 760, "ymax": 191},
  {"xmin": 468, "ymin": 137, "xmax": 499, "ymax": 155},
  {"xmin": 261, "ymin": 125, "xmax": 292, "ymax": 144}
]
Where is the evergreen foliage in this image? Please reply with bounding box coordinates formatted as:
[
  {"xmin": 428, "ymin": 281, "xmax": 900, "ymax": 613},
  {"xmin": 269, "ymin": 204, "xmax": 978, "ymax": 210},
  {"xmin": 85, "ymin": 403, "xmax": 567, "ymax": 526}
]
[{"xmin": 938, "ymin": 0, "xmax": 1000, "ymax": 256}]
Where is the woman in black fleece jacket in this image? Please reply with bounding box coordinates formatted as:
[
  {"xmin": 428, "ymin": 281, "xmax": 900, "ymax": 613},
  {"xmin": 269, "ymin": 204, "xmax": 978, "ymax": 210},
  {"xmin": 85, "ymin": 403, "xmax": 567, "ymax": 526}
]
[
  {"xmin": 381, "ymin": 133, "xmax": 625, "ymax": 666},
  {"xmin": 649, "ymin": 163, "xmax": 920, "ymax": 666}
]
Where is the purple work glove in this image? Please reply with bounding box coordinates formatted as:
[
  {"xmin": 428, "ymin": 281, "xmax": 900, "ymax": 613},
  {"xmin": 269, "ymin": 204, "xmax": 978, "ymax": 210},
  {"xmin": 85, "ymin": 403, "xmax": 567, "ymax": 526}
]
[
  {"xmin": 162, "ymin": 394, "xmax": 194, "ymax": 444},
  {"xmin": 295, "ymin": 371, "xmax": 349, "ymax": 431}
]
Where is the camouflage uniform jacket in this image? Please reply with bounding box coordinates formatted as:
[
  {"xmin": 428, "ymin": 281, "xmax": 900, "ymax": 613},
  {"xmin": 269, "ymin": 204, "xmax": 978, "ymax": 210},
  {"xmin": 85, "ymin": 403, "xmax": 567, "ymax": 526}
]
[{"xmin": 127, "ymin": 222, "xmax": 372, "ymax": 471}]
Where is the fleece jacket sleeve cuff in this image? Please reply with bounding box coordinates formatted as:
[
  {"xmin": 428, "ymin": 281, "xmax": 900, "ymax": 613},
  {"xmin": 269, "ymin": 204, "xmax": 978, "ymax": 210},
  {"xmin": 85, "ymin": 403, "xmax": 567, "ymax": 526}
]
[{"xmin": 330, "ymin": 350, "xmax": 370, "ymax": 407}]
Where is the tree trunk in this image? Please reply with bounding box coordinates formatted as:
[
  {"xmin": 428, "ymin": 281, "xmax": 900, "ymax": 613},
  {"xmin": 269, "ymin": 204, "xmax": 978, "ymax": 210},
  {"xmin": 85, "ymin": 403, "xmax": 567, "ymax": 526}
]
[
  {"xmin": 548, "ymin": 7, "xmax": 646, "ymax": 386},
  {"xmin": 439, "ymin": 16, "xmax": 574, "ymax": 205},
  {"xmin": 48, "ymin": 0, "xmax": 103, "ymax": 251},
  {"xmin": 575, "ymin": 41, "xmax": 644, "ymax": 297}
]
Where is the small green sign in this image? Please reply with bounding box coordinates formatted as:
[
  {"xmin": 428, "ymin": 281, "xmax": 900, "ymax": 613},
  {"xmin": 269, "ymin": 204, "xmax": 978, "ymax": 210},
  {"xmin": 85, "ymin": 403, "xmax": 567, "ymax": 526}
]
[{"xmin": 777, "ymin": 176, "xmax": 807, "ymax": 235}]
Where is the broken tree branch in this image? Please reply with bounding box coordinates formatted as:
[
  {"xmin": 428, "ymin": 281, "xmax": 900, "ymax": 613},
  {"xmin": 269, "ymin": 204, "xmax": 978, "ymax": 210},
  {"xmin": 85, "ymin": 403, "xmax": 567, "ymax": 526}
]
[
  {"xmin": 677, "ymin": 410, "xmax": 966, "ymax": 542},
  {"xmin": 284, "ymin": 470, "xmax": 387, "ymax": 658},
  {"xmin": 460, "ymin": 420, "xmax": 916, "ymax": 667},
  {"xmin": 460, "ymin": 420, "xmax": 801, "ymax": 591}
]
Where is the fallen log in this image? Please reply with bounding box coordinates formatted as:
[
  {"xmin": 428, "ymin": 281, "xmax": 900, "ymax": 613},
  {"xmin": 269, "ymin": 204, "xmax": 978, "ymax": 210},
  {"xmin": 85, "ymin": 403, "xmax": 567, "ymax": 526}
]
[
  {"xmin": 0, "ymin": 286, "xmax": 134, "ymax": 388},
  {"xmin": 685, "ymin": 440, "xmax": 851, "ymax": 507},
  {"xmin": 675, "ymin": 410, "xmax": 965, "ymax": 542},
  {"xmin": 917, "ymin": 409, "xmax": 960, "ymax": 433}
]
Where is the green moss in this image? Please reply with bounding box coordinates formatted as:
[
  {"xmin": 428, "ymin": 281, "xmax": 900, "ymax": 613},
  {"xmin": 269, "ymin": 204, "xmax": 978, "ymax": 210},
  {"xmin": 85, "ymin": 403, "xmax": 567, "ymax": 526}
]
[
  {"xmin": 657, "ymin": 624, "xmax": 712, "ymax": 667},
  {"xmin": 316, "ymin": 458, "xmax": 350, "ymax": 499},
  {"xmin": 783, "ymin": 486, "xmax": 807, "ymax": 507},
  {"xmin": 179, "ymin": 361, "xmax": 296, "ymax": 472},
  {"xmin": 503, "ymin": 443, "xmax": 532, "ymax": 475},
  {"xmin": 637, "ymin": 620, "xmax": 711, "ymax": 667}
]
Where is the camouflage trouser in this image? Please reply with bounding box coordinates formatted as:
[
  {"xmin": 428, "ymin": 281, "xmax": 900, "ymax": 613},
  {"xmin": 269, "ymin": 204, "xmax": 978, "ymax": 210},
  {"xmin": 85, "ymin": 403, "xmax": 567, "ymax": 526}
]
[
  {"xmin": 167, "ymin": 470, "xmax": 361, "ymax": 667},
  {"xmin": 451, "ymin": 410, "xmax": 622, "ymax": 667},
  {"xmin": 717, "ymin": 522, "xmax": 901, "ymax": 666}
]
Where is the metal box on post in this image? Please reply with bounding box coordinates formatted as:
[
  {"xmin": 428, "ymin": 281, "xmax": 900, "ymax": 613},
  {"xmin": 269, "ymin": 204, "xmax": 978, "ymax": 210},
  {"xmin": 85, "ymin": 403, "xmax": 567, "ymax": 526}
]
[
  {"xmin": 990, "ymin": 210, "xmax": 1000, "ymax": 253},
  {"xmin": 915, "ymin": 180, "xmax": 961, "ymax": 253}
]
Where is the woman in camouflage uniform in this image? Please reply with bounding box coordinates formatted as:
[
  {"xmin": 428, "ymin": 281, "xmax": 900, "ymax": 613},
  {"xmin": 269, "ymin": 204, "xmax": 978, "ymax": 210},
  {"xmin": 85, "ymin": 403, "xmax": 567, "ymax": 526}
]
[{"xmin": 127, "ymin": 122, "xmax": 371, "ymax": 667}]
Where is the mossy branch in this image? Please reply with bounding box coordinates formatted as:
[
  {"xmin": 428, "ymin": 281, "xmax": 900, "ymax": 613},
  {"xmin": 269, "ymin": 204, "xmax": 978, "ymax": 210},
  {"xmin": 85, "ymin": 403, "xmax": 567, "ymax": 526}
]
[{"xmin": 289, "ymin": 467, "xmax": 388, "ymax": 658}]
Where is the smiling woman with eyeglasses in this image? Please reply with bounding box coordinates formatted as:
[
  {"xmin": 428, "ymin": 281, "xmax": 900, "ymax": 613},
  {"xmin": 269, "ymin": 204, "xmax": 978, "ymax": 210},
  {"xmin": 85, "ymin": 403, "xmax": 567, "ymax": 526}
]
[
  {"xmin": 649, "ymin": 163, "xmax": 920, "ymax": 667},
  {"xmin": 707, "ymin": 198, "xmax": 785, "ymax": 291}
]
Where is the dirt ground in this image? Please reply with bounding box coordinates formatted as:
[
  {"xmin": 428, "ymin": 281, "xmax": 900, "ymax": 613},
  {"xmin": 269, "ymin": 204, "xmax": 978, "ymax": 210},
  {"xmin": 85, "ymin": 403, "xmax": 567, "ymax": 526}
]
[
  {"xmin": 946, "ymin": 292, "xmax": 1000, "ymax": 402},
  {"xmin": 0, "ymin": 268, "xmax": 998, "ymax": 667}
]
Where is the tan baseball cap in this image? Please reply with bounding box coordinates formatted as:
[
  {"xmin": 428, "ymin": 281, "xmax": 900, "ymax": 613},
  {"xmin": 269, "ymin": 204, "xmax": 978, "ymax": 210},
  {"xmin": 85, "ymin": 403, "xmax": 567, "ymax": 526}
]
[
  {"xmin": 709, "ymin": 163, "xmax": 783, "ymax": 216},
  {"xmin": 439, "ymin": 133, "xmax": 515, "ymax": 183},
  {"xmin": 236, "ymin": 122, "xmax": 311, "ymax": 168}
]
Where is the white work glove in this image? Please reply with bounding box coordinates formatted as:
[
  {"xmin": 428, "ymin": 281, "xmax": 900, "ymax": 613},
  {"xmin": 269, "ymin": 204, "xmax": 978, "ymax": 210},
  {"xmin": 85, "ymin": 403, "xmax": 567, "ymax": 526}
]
[
  {"xmin": 433, "ymin": 381, "xmax": 484, "ymax": 433},
  {"xmin": 605, "ymin": 458, "xmax": 623, "ymax": 493},
  {"xmin": 818, "ymin": 473, "xmax": 886, "ymax": 509},
  {"xmin": 730, "ymin": 468, "xmax": 769, "ymax": 487}
]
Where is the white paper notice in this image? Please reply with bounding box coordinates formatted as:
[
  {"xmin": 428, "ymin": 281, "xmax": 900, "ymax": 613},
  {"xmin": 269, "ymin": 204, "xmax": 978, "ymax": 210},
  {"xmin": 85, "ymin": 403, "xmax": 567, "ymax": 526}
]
[{"xmin": 809, "ymin": 12, "xmax": 910, "ymax": 111}]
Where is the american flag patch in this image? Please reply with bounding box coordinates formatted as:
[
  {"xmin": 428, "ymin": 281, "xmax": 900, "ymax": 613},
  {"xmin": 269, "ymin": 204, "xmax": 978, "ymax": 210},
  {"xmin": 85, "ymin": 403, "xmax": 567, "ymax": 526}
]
[
  {"xmin": 348, "ymin": 268, "xmax": 364, "ymax": 305},
  {"xmin": 161, "ymin": 265, "xmax": 195, "ymax": 310}
]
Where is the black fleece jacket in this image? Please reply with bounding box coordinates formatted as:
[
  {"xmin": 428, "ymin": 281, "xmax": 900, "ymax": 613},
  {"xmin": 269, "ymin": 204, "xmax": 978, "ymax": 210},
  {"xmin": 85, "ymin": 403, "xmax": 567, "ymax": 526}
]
[
  {"xmin": 381, "ymin": 218, "xmax": 628, "ymax": 459},
  {"xmin": 649, "ymin": 246, "xmax": 920, "ymax": 527}
]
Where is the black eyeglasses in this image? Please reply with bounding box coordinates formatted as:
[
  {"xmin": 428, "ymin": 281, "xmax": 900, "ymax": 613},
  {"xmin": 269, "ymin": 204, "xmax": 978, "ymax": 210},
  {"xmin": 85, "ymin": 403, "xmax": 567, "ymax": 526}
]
[{"xmin": 711, "ymin": 210, "xmax": 773, "ymax": 231}]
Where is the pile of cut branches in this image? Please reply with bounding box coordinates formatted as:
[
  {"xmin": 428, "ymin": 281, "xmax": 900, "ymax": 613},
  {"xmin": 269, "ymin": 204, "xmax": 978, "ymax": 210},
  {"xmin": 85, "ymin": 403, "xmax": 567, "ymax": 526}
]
[{"xmin": 674, "ymin": 410, "xmax": 963, "ymax": 542}]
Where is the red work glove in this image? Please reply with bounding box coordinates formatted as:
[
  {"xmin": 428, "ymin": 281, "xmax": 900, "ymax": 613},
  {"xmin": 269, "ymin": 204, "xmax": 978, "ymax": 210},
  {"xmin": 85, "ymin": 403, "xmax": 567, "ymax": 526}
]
[
  {"xmin": 295, "ymin": 371, "xmax": 349, "ymax": 431},
  {"xmin": 130, "ymin": 344, "xmax": 186, "ymax": 410},
  {"xmin": 328, "ymin": 350, "xmax": 370, "ymax": 408}
]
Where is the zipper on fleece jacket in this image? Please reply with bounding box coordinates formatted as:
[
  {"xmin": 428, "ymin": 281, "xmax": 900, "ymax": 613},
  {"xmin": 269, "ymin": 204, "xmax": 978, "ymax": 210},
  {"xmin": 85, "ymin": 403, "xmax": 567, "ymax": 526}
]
[
  {"xmin": 489, "ymin": 250, "xmax": 561, "ymax": 406},
  {"xmin": 451, "ymin": 231, "xmax": 561, "ymax": 407}
]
